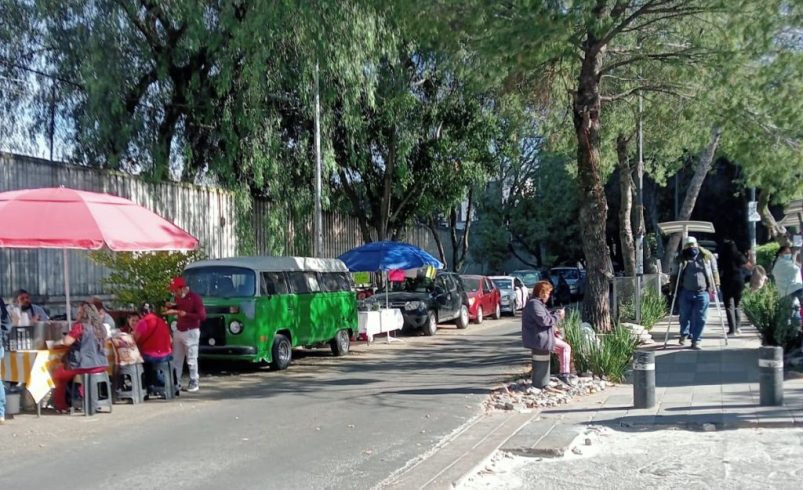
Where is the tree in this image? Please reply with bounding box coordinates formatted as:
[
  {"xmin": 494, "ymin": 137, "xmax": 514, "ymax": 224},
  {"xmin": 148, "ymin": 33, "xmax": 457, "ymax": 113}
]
[
  {"xmin": 389, "ymin": 1, "xmax": 783, "ymax": 329},
  {"xmin": 330, "ymin": 49, "xmax": 497, "ymax": 243}
]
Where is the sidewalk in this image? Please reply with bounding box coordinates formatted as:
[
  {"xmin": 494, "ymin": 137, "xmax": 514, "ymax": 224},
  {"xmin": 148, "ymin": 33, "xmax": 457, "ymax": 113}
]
[
  {"xmin": 499, "ymin": 306, "xmax": 803, "ymax": 460},
  {"xmin": 392, "ymin": 307, "xmax": 803, "ymax": 489}
]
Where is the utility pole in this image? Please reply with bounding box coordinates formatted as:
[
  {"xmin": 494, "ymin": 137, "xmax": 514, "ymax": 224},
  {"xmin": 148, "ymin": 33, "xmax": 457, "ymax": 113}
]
[
  {"xmin": 314, "ymin": 61, "xmax": 323, "ymax": 258},
  {"xmin": 49, "ymin": 84, "xmax": 56, "ymax": 161},
  {"xmin": 749, "ymin": 187, "xmax": 757, "ymax": 263},
  {"xmin": 634, "ymin": 84, "xmax": 645, "ymax": 324}
]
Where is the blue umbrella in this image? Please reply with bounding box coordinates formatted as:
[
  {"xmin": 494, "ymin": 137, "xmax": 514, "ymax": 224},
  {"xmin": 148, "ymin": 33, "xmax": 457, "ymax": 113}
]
[{"xmin": 338, "ymin": 241, "xmax": 444, "ymax": 272}]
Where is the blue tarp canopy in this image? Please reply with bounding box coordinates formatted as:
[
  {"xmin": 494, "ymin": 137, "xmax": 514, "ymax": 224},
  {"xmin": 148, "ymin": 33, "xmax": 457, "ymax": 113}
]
[{"xmin": 338, "ymin": 240, "xmax": 444, "ymax": 272}]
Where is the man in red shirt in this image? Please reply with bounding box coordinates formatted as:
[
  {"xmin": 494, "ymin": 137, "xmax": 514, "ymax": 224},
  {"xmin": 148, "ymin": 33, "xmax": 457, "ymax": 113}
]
[
  {"xmin": 133, "ymin": 305, "xmax": 173, "ymax": 395},
  {"xmin": 164, "ymin": 277, "xmax": 206, "ymax": 392}
]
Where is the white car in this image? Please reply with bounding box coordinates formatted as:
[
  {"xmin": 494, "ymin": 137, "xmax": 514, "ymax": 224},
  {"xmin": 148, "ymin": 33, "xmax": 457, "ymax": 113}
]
[{"xmin": 489, "ymin": 276, "xmax": 529, "ymax": 315}]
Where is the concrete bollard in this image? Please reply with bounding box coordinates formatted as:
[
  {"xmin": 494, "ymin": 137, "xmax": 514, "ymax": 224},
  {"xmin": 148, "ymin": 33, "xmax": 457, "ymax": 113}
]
[
  {"xmin": 759, "ymin": 346, "xmax": 783, "ymax": 406},
  {"xmin": 531, "ymin": 349, "xmax": 551, "ymax": 388},
  {"xmin": 633, "ymin": 350, "xmax": 656, "ymax": 409}
]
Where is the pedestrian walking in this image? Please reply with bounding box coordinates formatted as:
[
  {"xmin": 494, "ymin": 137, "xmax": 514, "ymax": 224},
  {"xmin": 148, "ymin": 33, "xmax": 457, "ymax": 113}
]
[
  {"xmin": 718, "ymin": 240, "xmax": 748, "ymax": 335},
  {"xmin": 164, "ymin": 277, "xmax": 206, "ymax": 392},
  {"xmin": 674, "ymin": 237, "xmax": 720, "ymax": 350}
]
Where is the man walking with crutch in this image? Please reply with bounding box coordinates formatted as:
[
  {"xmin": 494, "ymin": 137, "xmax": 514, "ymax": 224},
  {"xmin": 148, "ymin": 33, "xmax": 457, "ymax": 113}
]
[{"xmin": 674, "ymin": 237, "xmax": 720, "ymax": 350}]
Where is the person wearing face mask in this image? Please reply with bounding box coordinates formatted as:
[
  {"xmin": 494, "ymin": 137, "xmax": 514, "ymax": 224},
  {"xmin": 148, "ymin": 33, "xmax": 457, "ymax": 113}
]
[
  {"xmin": 772, "ymin": 246, "xmax": 802, "ymax": 299},
  {"xmin": 164, "ymin": 277, "xmax": 206, "ymax": 392},
  {"xmin": 772, "ymin": 246, "xmax": 802, "ymax": 327},
  {"xmin": 674, "ymin": 236, "xmax": 720, "ymax": 350}
]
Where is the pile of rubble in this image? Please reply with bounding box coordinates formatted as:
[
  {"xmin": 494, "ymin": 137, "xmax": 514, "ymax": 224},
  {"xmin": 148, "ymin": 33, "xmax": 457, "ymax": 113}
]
[{"xmin": 486, "ymin": 376, "xmax": 609, "ymax": 412}]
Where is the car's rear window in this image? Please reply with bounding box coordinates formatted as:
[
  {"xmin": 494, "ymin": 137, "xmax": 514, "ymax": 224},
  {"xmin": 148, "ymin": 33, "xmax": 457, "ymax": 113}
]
[
  {"xmin": 492, "ymin": 278, "xmax": 512, "ymax": 289},
  {"xmin": 462, "ymin": 277, "xmax": 481, "ymax": 292}
]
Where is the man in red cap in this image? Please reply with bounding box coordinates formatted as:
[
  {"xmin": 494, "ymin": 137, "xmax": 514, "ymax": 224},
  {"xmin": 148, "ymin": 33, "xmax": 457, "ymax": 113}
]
[{"xmin": 164, "ymin": 277, "xmax": 206, "ymax": 392}]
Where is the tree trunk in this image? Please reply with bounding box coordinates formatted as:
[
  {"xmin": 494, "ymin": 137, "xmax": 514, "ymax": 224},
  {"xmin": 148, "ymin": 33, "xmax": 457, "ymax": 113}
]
[
  {"xmin": 758, "ymin": 191, "xmax": 791, "ymax": 247},
  {"xmin": 616, "ymin": 133, "xmax": 636, "ymax": 277},
  {"xmin": 449, "ymin": 189, "xmax": 475, "ymax": 272},
  {"xmin": 662, "ymin": 125, "xmax": 722, "ymax": 270},
  {"xmin": 378, "ymin": 132, "xmax": 396, "ymax": 241},
  {"xmin": 573, "ymin": 43, "xmax": 613, "ymax": 332},
  {"xmin": 426, "ymin": 217, "xmax": 447, "ymax": 267}
]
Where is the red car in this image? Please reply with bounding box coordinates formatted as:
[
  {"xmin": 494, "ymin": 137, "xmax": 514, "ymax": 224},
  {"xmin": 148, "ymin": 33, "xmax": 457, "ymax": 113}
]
[{"xmin": 460, "ymin": 275, "xmax": 502, "ymax": 324}]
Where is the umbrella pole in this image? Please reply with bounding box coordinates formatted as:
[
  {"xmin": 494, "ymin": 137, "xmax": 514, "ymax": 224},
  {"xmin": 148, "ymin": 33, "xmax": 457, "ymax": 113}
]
[
  {"xmin": 385, "ymin": 271, "xmax": 389, "ymax": 309},
  {"xmin": 63, "ymin": 249, "xmax": 72, "ymax": 324}
]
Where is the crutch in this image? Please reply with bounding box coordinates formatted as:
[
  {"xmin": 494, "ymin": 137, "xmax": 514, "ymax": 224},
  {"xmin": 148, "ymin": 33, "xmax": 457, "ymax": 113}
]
[
  {"xmin": 662, "ymin": 262, "xmax": 686, "ymax": 349},
  {"xmin": 711, "ymin": 289, "xmax": 729, "ymax": 346}
]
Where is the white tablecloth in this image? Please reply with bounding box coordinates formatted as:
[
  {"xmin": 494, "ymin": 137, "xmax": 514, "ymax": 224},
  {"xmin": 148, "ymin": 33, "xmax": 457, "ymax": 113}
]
[{"xmin": 358, "ymin": 309, "xmax": 404, "ymax": 342}]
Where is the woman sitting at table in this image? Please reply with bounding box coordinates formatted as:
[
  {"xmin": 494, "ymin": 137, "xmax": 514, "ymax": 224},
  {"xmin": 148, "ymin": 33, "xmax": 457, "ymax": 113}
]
[
  {"xmin": 51, "ymin": 302, "xmax": 109, "ymax": 412},
  {"xmin": 133, "ymin": 304, "xmax": 173, "ymax": 395}
]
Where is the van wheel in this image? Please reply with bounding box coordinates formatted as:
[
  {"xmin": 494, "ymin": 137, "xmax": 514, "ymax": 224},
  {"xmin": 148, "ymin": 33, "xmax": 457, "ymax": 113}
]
[
  {"xmin": 423, "ymin": 311, "xmax": 438, "ymax": 336},
  {"xmin": 474, "ymin": 307, "xmax": 484, "ymax": 325},
  {"xmin": 455, "ymin": 305, "xmax": 469, "ymax": 329},
  {"xmin": 270, "ymin": 334, "xmax": 292, "ymax": 370},
  {"xmin": 492, "ymin": 303, "xmax": 501, "ymax": 320},
  {"xmin": 330, "ymin": 329, "xmax": 350, "ymax": 357}
]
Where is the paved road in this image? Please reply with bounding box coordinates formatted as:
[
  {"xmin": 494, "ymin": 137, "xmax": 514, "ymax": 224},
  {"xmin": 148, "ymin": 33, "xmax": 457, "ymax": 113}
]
[{"xmin": 1, "ymin": 317, "xmax": 526, "ymax": 489}]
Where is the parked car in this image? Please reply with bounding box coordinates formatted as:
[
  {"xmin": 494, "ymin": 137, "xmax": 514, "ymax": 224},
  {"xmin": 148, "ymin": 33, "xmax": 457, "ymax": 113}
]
[
  {"xmin": 510, "ymin": 269, "xmax": 543, "ymax": 289},
  {"xmin": 367, "ymin": 272, "xmax": 470, "ymax": 336},
  {"xmin": 549, "ymin": 266, "xmax": 584, "ymax": 299},
  {"xmin": 460, "ymin": 274, "xmax": 502, "ymax": 324},
  {"xmin": 490, "ymin": 276, "xmax": 529, "ymax": 315}
]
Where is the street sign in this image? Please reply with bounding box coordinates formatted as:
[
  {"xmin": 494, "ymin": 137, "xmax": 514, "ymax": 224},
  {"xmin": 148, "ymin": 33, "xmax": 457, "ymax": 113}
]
[{"xmin": 748, "ymin": 201, "xmax": 761, "ymax": 222}]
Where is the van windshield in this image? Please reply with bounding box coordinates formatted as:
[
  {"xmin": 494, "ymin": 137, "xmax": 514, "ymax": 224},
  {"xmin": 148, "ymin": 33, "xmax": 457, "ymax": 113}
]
[{"xmin": 184, "ymin": 266, "xmax": 256, "ymax": 298}]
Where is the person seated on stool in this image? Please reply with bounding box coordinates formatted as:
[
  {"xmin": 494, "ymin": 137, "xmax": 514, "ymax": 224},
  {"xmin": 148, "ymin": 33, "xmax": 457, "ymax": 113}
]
[
  {"xmin": 50, "ymin": 302, "xmax": 109, "ymax": 412},
  {"xmin": 133, "ymin": 304, "xmax": 173, "ymax": 396},
  {"xmin": 522, "ymin": 280, "xmax": 575, "ymax": 386}
]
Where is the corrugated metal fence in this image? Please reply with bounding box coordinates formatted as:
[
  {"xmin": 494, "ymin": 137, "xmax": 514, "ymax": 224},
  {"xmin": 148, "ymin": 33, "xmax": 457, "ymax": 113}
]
[{"xmin": 0, "ymin": 153, "xmax": 444, "ymax": 305}]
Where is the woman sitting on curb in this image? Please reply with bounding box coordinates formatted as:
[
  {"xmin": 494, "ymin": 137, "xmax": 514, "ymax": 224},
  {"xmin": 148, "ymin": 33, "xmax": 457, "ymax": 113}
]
[{"xmin": 522, "ymin": 280, "xmax": 575, "ymax": 386}]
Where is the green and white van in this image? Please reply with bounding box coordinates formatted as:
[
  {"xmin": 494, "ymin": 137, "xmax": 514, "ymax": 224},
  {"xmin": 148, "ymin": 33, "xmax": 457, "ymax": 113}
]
[{"xmin": 182, "ymin": 256, "xmax": 357, "ymax": 370}]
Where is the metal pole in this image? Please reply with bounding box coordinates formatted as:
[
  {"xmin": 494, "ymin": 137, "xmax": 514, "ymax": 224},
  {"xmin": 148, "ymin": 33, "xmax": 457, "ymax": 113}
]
[
  {"xmin": 63, "ymin": 249, "xmax": 72, "ymax": 324},
  {"xmin": 635, "ymin": 85, "xmax": 645, "ymax": 324},
  {"xmin": 531, "ymin": 349, "xmax": 551, "ymax": 389},
  {"xmin": 758, "ymin": 346, "xmax": 783, "ymax": 406},
  {"xmin": 49, "ymin": 84, "xmax": 56, "ymax": 161},
  {"xmin": 633, "ymin": 350, "xmax": 655, "ymax": 408},
  {"xmin": 749, "ymin": 188, "xmax": 757, "ymax": 264},
  {"xmin": 314, "ymin": 61, "xmax": 323, "ymax": 258}
]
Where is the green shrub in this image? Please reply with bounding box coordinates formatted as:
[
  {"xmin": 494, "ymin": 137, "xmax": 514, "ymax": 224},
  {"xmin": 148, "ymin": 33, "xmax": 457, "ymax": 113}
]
[
  {"xmin": 639, "ymin": 288, "xmax": 668, "ymax": 331},
  {"xmin": 562, "ymin": 310, "xmax": 639, "ymax": 381},
  {"xmin": 587, "ymin": 325, "xmax": 639, "ymax": 383},
  {"xmin": 756, "ymin": 242, "xmax": 780, "ymax": 272},
  {"xmin": 617, "ymin": 287, "xmax": 668, "ymax": 331},
  {"xmin": 562, "ymin": 309, "xmax": 593, "ymax": 375},
  {"xmin": 741, "ymin": 283, "xmax": 798, "ymax": 349},
  {"xmin": 90, "ymin": 250, "xmax": 206, "ymax": 310}
]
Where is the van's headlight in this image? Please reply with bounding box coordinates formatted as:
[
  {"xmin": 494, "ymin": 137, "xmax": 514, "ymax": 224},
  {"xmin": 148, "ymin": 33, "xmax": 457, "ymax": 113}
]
[
  {"xmin": 468, "ymin": 297, "xmax": 476, "ymax": 306},
  {"xmin": 229, "ymin": 321, "xmax": 243, "ymax": 335},
  {"xmin": 404, "ymin": 301, "xmax": 422, "ymax": 311}
]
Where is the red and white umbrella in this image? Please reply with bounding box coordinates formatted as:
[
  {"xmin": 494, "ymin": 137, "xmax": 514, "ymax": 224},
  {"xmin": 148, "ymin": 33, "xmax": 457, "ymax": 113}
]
[{"xmin": 0, "ymin": 187, "xmax": 199, "ymax": 321}]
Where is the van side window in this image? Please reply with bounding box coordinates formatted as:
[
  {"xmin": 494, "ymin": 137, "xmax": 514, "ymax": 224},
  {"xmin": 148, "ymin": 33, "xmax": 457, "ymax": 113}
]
[
  {"xmin": 445, "ymin": 275, "xmax": 458, "ymax": 292},
  {"xmin": 304, "ymin": 272, "xmax": 320, "ymax": 292},
  {"xmin": 261, "ymin": 272, "xmax": 288, "ymax": 296},
  {"xmin": 482, "ymin": 279, "xmax": 493, "ymax": 293},
  {"xmin": 286, "ymin": 272, "xmax": 309, "ymax": 293},
  {"xmin": 335, "ymin": 272, "xmax": 353, "ymax": 291},
  {"xmin": 319, "ymin": 273, "xmax": 341, "ymax": 292}
]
